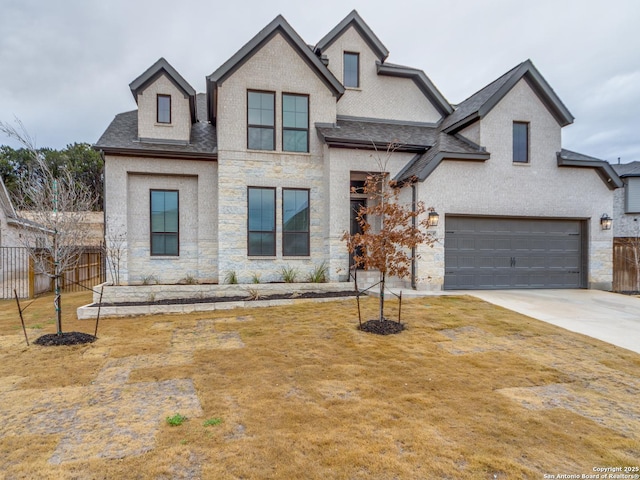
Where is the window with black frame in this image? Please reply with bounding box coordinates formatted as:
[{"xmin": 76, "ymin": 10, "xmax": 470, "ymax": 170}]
[
  {"xmin": 282, "ymin": 94, "xmax": 309, "ymax": 153},
  {"xmin": 248, "ymin": 187, "xmax": 276, "ymax": 256},
  {"xmin": 247, "ymin": 91, "xmax": 275, "ymax": 150},
  {"xmin": 513, "ymin": 121, "xmax": 529, "ymax": 163},
  {"xmin": 150, "ymin": 190, "xmax": 178, "ymax": 255},
  {"xmin": 283, "ymin": 188, "xmax": 309, "ymax": 256}
]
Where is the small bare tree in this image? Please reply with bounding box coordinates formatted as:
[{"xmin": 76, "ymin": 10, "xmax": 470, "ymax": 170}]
[
  {"xmin": 342, "ymin": 145, "xmax": 437, "ymax": 323},
  {"xmin": 104, "ymin": 225, "xmax": 126, "ymax": 286},
  {"xmin": 1, "ymin": 119, "xmax": 96, "ymax": 335}
]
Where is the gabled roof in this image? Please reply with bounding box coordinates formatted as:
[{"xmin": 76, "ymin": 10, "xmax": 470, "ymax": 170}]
[
  {"xmin": 441, "ymin": 60, "xmax": 574, "ymax": 134},
  {"xmin": 207, "ymin": 15, "xmax": 344, "ymax": 122},
  {"xmin": 557, "ymin": 149, "xmax": 622, "ymax": 190},
  {"xmin": 129, "ymin": 58, "xmax": 197, "ymax": 123},
  {"xmin": 314, "ymin": 10, "xmax": 389, "ymax": 62},
  {"xmin": 395, "ymin": 133, "xmax": 490, "ymax": 183},
  {"xmin": 376, "ymin": 62, "xmax": 453, "ymax": 117}
]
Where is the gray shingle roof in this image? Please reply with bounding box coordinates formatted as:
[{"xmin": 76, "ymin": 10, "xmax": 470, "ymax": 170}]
[
  {"xmin": 316, "ymin": 118, "xmax": 438, "ymax": 151},
  {"xmin": 395, "ymin": 132, "xmax": 489, "ymax": 182},
  {"xmin": 441, "ymin": 60, "xmax": 574, "ymax": 133},
  {"xmin": 611, "ymin": 161, "xmax": 640, "ymax": 177},
  {"xmin": 94, "ymin": 107, "xmax": 217, "ymax": 159}
]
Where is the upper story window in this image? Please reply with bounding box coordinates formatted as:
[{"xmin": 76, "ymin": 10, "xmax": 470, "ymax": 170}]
[
  {"xmin": 248, "ymin": 187, "xmax": 276, "ymax": 256},
  {"xmin": 282, "ymin": 188, "xmax": 310, "ymax": 256},
  {"xmin": 282, "ymin": 94, "xmax": 309, "ymax": 153},
  {"xmin": 513, "ymin": 122, "xmax": 529, "ymax": 163},
  {"xmin": 150, "ymin": 190, "xmax": 179, "ymax": 256},
  {"xmin": 248, "ymin": 91, "xmax": 275, "ymax": 151},
  {"xmin": 625, "ymin": 177, "xmax": 640, "ymax": 213},
  {"xmin": 157, "ymin": 94, "xmax": 171, "ymax": 124},
  {"xmin": 343, "ymin": 52, "xmax": 359, "ymax": 88}
]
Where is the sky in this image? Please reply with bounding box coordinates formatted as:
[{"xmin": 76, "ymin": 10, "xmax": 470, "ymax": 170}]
[{"xmin": 1, "ymin": 0, "xmax": 639, "ymax": 164}]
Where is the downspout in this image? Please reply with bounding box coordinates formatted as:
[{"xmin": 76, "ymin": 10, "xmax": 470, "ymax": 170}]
[{"xmin": 411, "ymin": 182, "xmax": 417, "ymax": 290}]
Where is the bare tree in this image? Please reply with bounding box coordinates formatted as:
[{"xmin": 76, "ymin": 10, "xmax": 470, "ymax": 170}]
[
  {"xmin": 1, "ymin": 119, "xmax": 96, "ymax": 335},
  {"xmin": 342, "ymin": 145, "xmax": 437, "ymax": 323},
  {"xmin": 104, "ymin": 224, "xmax": 126, "ymax": 286}
]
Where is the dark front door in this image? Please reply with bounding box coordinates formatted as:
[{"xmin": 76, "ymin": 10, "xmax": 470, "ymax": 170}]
[{"xmin": 349, "ymin": 199, "xmax": 367, "ymax": 269}]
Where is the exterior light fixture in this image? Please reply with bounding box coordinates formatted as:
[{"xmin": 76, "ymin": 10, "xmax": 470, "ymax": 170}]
[
  {"xmin": 427, "ymin": 210, "xmax": 440, "ymax": 228},
  {"xmin": 600, "ymin": 214, "xmax": 612, "ymax": 231}
]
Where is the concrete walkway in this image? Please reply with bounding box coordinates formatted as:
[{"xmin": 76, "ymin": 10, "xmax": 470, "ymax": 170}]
[{"xmin": 467, "ymin": 289, "xmax": 640, "ymax": 354}]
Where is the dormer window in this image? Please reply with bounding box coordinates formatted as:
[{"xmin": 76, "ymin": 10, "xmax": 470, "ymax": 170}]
[
  {"xmin": 157, "ymin": 94, "xmax": 171, "ymax": 124},
  {"xmin": 343, "ymin": 52, "xmax": 359, "ymax": 88}
]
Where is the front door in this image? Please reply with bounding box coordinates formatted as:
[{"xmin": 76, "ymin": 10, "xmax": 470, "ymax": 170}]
[{"xmin": 349, "ymin": 199, "xmax": 367, "ymax": 269}]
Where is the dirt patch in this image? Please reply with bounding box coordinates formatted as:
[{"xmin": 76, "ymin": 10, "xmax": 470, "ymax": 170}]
[
  {"xmin": 359, "ymin": 319, "xmax": 405, "ymax": 335},
  {"xmin": 34, "ymin": 331, "xmax": 96, "ymax": 346}
]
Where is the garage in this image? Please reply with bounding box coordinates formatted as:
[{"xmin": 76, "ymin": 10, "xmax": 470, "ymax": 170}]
[{"xmin": 444, "ymin": 216, "xmax": 586, "ymax": 289}]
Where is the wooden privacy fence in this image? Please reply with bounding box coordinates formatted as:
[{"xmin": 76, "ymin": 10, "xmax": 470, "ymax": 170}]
[
  {"xmin": 0, "ymin": 246, "xmax": 105, "ymax": 299},
  {"xmin": 613, "ymin": 237, "xmax": 640, "ymax": 293}
]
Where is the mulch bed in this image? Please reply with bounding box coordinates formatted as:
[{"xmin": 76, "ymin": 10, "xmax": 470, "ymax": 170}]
[
  {"xmin": 34, "ymin": 332, "xmax": 97, "ymax": 346},
  {"xmin": 359, "ymin": 319, "xmax": 405, "ymax": 335},
  {"xmin": 91, "ymin": 290, "xmax": 356, "ymax": 307}
]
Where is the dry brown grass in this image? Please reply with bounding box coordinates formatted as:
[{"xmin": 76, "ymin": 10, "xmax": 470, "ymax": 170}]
[{"xmin": 0, "ymin": 291, "xmax": 639, "ymax": 479}]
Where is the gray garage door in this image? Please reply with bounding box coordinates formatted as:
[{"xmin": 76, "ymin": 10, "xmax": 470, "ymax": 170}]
[{"xmin": 444, "ymin": 217, "xmax": 585, "ymax": 289}]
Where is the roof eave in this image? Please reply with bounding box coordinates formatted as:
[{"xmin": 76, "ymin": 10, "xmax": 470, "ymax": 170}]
[
  {"xmin": 98, "ymin": 146, "xmax": 218, "ymax": 161},
  {"xmin": 320, "ymin": 137, "xmax": 428, "ymax": 153},
  {"xmin": 314, "ymin": 10, "xmax": 389, "ymax": 62},
  {"xmin": 557, "ymin": 153, "xmax": 623, "ymax": 190},
  {"xmin": 206, "ymin": 15, "xmax": 344, "ymax": 106}
]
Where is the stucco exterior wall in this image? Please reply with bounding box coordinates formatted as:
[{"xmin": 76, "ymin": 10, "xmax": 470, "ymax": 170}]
[
  {"xmin": 322, "ymin": 26, "xmax": 442, "ymax": 123},
  {"xmin": 415, "ymin": 79, "xmax": 614, "ymax": 290},
  {"xmin": 136, "ymin": 73, "xmax": 191, "ymax": 142},
  {"xmin": 104, "ymin": 155, "xmax": 217, "ymax": 285},
  {"xmin": 214, "ymin": 32, "xmax": 339, "ymax": 283}
]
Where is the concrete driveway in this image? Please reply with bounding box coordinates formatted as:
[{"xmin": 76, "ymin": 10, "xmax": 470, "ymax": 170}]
[{"xmin": 467, "ymin": 289, "xmax": 640, "ymax": 354}]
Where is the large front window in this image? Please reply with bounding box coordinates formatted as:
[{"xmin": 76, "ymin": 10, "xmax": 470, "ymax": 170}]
[
  {"xmin": 247, "ymin": 91, "xmax": 275, "ymax": 150},
  {"xmin": 248, "ymin": 187, "xmax": 276, "ymax": 256},
  {"xmin": 150, "ymin": 190, "xmax": 178, "ymax": 256},
  {"xmin": 283, "ymin": 188, "xmax": 309, "ymax": 256},
  {"xmin": 282, "ymin": 94, "xmax": 309, "ymax": 153},
  {"xmin": 513, "ymin": 122, "xmax": 529, "ymax": 163}
]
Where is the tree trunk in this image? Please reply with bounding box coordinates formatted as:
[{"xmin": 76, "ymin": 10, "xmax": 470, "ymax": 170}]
[
  {"xmin": 379, "ymin": 271, "xmax": 385, "ymax": 321},
  {"xmin": 54, "ymin": 274, "xmax": 62, "ymax": 335}
]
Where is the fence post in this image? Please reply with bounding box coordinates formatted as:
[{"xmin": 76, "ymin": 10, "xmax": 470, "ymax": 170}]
[{"xmin": 28, "ymin": 255, "xmax": 35, "ymax": 299}]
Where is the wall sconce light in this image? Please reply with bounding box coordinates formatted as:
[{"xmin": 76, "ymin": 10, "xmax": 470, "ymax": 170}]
[
  {"xmin": 427, "ymin": 210, "xmax": 440, "ymax": 228},
  {"xmin": 600, "ymin": 214, "xmax": 612, "ymax": 231}
]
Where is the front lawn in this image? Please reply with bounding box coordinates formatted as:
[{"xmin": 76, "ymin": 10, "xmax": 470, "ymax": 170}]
[{"xmin": 0, "ymin": 291, "xmax": 638, "ymax": 479}]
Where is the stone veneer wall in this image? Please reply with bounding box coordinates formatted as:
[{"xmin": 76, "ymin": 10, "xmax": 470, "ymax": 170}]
[
  {"xmin": 415, "ymin": 79, "xmax": 614, "ymax": 290},
  {"xmin": 214, "ymin": 32, "xmax": 338, "ymax": 283},
  {"xmin": 104, "ymin": 156, "xmax": 218, "ymax": 285}
]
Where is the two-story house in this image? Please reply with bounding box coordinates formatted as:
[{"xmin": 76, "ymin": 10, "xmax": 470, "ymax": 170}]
[{"xmin": 95, "ymin": 10, "xmax": 621, "ymax": 291}]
